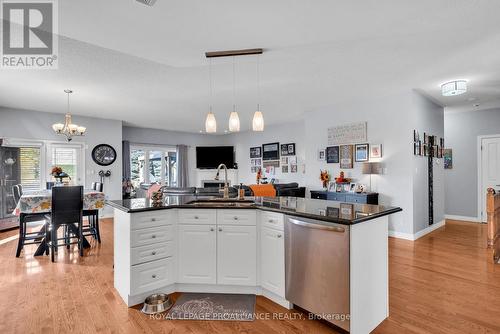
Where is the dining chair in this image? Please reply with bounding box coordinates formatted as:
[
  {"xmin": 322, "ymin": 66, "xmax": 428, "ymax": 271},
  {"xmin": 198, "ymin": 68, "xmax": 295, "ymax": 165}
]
[
  {"xmin": 46, "ymin": 186, "xmax": 84, "ymax": 262},
  {"xmin": 46, "ymin": 182, "xmax": 54, "ymax": 190},
  {"xmin": 82, "ymin": 182, "xmax": 102, "ymax": 243},
  {"xmin": 13, "ymin": 184, "xmax": 48, "ymax": 257}
]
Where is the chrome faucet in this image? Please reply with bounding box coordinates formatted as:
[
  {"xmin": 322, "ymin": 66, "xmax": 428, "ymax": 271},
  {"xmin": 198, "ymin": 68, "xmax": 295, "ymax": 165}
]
[{"xmin": 215, "ymin": 163, "xmax": 229, "ymax": 199}]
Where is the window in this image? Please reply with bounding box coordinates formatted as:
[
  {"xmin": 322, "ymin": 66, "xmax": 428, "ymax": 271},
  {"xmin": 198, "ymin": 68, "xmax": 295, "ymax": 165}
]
[
  {"xmin": 19, "ymin": 147, "xmax": 42, "ymax": 191},
  {"xmin": 130, "ymin": 146, "xmax": 177, "ymax": 192},
  {"xmin": 48, "ymin": 144, "xmax": 84, "ymax": 184}
]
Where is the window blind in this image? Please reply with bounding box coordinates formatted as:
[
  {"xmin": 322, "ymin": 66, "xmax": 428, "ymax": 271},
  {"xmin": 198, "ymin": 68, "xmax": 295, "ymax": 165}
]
[{"xmin": 19, "ymin": 147, "xmax": 42, "ymax": 191}]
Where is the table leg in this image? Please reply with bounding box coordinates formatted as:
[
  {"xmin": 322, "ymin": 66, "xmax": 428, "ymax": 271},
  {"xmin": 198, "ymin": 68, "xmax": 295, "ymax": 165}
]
[{"xmin": 67, "ymin": 223, "xmax": 91, "ymax": 249}]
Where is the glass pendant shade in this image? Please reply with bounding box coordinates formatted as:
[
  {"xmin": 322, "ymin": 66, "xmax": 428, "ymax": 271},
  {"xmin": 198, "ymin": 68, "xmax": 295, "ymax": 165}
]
[
  {"xmin": 228, "ymin": 110, "xmax": 240, "ymax": 132},
  {"xmin": 252, "ymin": 110, "xmax": 264, "ymax": 131},
  {"xmin": 205, "ymin": 111, "xmax": 217, "ymax": 133},
  {"xmin": 52, "ymin": 123, "xmax": 64, "ymax": 132}
]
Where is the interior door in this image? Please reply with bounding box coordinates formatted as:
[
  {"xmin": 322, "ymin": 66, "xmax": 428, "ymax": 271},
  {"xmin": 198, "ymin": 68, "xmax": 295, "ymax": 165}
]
[{"xmin": 481, "ymin": 137, "xmax": 500, "ymax": 222}]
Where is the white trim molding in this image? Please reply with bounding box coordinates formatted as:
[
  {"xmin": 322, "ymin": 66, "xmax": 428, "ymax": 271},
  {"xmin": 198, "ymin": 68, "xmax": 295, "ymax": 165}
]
[
  {"xmin": 389, "ymin": 220, "xmax": 445, "ymax": 241},
  {"xmin": 477, "ymin": 134, "xmax": 500, "ymax": 223},
  {"xmin": 444, "ymin": 215, "xmax": 480, "ymax": 223}
]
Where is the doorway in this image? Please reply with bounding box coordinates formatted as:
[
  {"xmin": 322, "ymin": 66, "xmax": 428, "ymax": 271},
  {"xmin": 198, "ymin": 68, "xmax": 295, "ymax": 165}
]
[{"xmin": 479, "ymin": 135, "xmax": 500, "ymax": 222}]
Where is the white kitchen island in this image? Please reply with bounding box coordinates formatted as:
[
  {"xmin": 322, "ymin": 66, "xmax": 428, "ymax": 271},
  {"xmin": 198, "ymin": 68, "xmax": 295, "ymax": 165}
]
[{"xmin": 109, "ymin": 196, "xmax": 402, "ymax": 334}]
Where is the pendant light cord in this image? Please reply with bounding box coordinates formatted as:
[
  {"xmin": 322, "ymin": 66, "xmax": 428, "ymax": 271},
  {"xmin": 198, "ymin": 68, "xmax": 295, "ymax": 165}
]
[
  {"xmin": 209, "ymin": 58, "xmax": 213, "ymax": 112},
  {"xmin": 232, "ymin": 56, "xmax": 236, "ymax": 112},
  {"xmin": 257, "ymin": 55, "xmax": 260, "ymax": 111}
]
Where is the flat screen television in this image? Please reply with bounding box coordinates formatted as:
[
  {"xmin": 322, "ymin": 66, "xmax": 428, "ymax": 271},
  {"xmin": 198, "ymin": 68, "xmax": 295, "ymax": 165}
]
[{"xmin": 196, "ymin": 146, "xmax": 235, "ymax": 169}]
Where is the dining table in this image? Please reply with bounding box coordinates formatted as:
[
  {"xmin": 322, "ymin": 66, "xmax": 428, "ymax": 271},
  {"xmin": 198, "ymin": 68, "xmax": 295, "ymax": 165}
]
[{"xmin": 13, "ymin": 189, "xmax": 106, "ymax": 256}]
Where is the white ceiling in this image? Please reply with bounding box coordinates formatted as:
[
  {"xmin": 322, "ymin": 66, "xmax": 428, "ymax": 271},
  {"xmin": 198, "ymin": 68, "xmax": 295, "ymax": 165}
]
[{"xmin": 1, "ymin": 0, "xmax": 500, "ymax": 132}]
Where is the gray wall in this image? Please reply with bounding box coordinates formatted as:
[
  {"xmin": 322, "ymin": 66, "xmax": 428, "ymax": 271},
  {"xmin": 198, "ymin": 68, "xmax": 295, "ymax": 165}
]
[
  {"xmin": 0, "ymin": 107, "xmax": 123, "ymax": 213},
  {"xmin": 411, "ymin": 93, "xmax": 445, "ymax": 233},
  {"xmin": 444, "ymin": 108, "xmax": 500, "ymax": 218}
]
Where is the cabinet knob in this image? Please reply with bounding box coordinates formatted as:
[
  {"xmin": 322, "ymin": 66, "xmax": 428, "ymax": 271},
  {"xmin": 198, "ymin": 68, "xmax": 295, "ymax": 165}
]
[
  {"xmin": 152, "ymin": 274, "xmax": 157, "ymax": 279},
  {"xmin": 218, "ymin": 228, "xmax": 223, "ymax": 232},
  {"xmin": 233, "ymin": 216, "xmax": 239, "ymax": 220},
  {"xmin": 210, "ymin": 227, "xmax": 214, "ymax": 231},
  {"xmin": 194, "ymin": 216, "xmax": 199, "ymax": 219},
  {"xmin": 152, "ymin": 251, "xmax": 156, "ymax": 255},
  {"xmin": 268, "ymin": 219, "xmax": 274, "ymax": 223},
  {"xmin": 151, "ymin": 218, "xmax": 156, "ymax": 222},
  {"xmin": 277, "ymin": 234, "xmax": 282, "ymax": 238},
  {"xmin": 152, "ymin": 235, "xmax": 156, "ymax": 239}
]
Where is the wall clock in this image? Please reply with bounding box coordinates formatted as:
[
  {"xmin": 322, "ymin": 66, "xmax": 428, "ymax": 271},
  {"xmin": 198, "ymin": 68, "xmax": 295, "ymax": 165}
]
[{"xmin": 92, "ymin": 144, "xmax": 117, "ymax": 166}]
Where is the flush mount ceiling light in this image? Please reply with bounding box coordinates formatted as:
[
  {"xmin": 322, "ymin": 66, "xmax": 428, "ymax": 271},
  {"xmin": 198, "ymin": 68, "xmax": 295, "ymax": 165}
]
[
  {"xmin": 52, "ymin": 89, "xmax": 86, "ymax": 142},
  {"xmin": 135, "ymin": 0, "xmax": 157, "ymax": 6},
  {"xmin": 441, "ymin": 80, "xmax": 467, "ymax": 96},
  {"xmin": 205, "ymin": 48, "xmax": 263, "ymax": 133}
]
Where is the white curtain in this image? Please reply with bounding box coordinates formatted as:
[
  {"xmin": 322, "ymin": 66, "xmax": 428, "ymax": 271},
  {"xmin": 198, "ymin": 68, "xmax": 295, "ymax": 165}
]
[{"xmin": 176, "ymin": 145, "xmax": 189, "ymax": 187}]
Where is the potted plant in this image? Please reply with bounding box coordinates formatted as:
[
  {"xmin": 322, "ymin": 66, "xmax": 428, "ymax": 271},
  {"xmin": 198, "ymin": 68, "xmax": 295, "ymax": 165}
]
[{"xmin": 51, "ymin": 166, "xmax": 71, "ymax": 185}]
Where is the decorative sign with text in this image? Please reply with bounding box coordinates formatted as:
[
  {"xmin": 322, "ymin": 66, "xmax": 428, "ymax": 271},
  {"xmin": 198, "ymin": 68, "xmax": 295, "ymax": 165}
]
[{"xmin": 327, "ymin": 122, "xmax": 367, "ymax": 145}]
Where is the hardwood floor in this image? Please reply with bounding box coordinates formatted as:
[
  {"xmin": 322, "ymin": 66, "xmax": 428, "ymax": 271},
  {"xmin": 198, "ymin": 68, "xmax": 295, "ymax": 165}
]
[{"xmin": 0, "ymin": 219, "xmax": 499, "ymax": 334}]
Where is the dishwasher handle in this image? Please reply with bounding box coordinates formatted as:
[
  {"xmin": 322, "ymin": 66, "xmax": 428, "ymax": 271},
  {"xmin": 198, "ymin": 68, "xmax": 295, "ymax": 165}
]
[{"xmin": 287, "ymin": 218, "xmax": 346, "ymax": 233}]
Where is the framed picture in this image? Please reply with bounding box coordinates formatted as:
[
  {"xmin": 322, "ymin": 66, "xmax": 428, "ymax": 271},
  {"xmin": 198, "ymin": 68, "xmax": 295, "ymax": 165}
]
[
  {"xmin": 355, "ymin": 144, "xmax": 369, "ymax": 162},
  {"xmin": 335, "ymin": 184, "xmax": 343, "ymax": 192},
  {"xmin": 349, "ymin": 183, "xmax": 356, "ymax": 192},
  {"xmin": 340, "ymin": 145, "xmax": 353, "ymax": 168},
  {"xmin": 340, "ymin": 203, "xmax": 354, "ymax": 219},
  {"xmin": 281, "ymin": 156, "xmax": 288, "ymax": 164},
  {"xmin": 326, "ymin": 146, "xmax": 340, "ymax": 163},
  {"xmin": 444, "ymin": 149, "xmax": 452, "ymax": 169},
  {"xmin": 370, "ymin": 144, "xmax": 382, "ymax": 159},
  {"xmin": 262, "ymin": 142, "xmax": 280, "ymax": 161},
  {"xmin": 290, "ymin": 164, "xmax": 297, "ymax": 173},
  {"xmin": 288, "ymin": 156, "xmax": 297, "ymax": 164},
  {"xmin": 281, "ymin": 143, "xmax": 296, "ymax": 156},
  {"xmin": 413, "ymin": 130, "xmax": 419, "ymax": 142},
  {"xmin": 326, "ymin": 207, "xmax": 339, "ymax": 218},
  {"xmin": 282, "ymin": 165, "xmax": 289, "ymax": 173},
  {"xmin": 250, "ymin": 146, "xmax": 261, "ymax": 158},
  {"xmin": 318, "ymin": 149, "xmax": 326, "ymax": 161}
]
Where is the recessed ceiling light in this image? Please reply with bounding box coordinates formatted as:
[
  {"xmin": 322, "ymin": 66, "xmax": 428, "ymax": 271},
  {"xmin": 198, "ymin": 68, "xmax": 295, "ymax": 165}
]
[{"xmin": 441, "ymin": 80, "xmax": 467, "ymax": 96}]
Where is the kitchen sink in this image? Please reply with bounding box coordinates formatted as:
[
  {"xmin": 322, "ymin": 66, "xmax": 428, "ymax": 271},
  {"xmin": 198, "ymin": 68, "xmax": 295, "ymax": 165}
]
[{"xmin": 187, "ymin": 198, "xmax": 255, "ymax": 207}]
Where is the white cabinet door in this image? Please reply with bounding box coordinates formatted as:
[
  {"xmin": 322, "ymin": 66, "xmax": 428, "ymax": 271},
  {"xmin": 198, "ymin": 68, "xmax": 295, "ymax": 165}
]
[
  {"xmin": 260, "ymin": 227, "xmax": 285, "ymax": 297},
  {"xmin": 178, "ymin": 224, "xmax": 217, "ymax": 284},
  {"xmin": 217, "ymin": 225, "xmax": 257, "ymax": 286}
]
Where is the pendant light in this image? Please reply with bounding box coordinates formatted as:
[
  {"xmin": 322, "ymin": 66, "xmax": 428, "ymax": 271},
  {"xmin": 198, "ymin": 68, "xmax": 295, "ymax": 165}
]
[
  {"xmin": 52, "ymin": 89, "xmax": 86, "ymax": 141},
  {"xmin": 229, "ymin": 56, "xmax": 240, "ymax": 132},
  {"xmin": 252, "ymin": 55, "xmax": 264, "ymax": 131},
  {"xmin": 205, "ymin": 59, "xmax": 217, "ymax": 133}
]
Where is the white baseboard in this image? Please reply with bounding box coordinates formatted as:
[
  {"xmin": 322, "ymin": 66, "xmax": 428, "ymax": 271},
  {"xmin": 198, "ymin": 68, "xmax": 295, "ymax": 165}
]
[
  {"xmin": 445, "ymin": 214, "xmax": 480, "ymax": 223},
  {"xmin": 389, "ymin": 220, "xmax": 445, "ymax": 241}
]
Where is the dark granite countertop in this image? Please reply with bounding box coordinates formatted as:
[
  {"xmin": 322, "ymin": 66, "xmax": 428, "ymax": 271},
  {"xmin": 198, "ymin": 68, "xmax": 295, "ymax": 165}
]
[{"xmin": 107, "ymin": 196, "xmax": 402, "ymax": 225}]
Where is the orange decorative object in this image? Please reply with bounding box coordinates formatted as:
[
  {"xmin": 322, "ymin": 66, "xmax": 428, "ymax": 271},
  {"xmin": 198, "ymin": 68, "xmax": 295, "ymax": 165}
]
[
  {"xmin": 320, "ymin": 170, "xmax": 331, "ymax": 189},
  {"xmin": 249, "ymin": 184, "xmax": 276, "ymax": 197},
  {"xmin": 334, "ymin": 170, "xmax": 351, "ymax": 184}
]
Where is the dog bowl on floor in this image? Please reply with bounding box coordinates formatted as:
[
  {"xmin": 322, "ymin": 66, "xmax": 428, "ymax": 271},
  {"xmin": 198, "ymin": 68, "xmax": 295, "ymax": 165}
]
[{"xmin": 141, "ymin": 293, "xmax": 173, "ymax": 315}]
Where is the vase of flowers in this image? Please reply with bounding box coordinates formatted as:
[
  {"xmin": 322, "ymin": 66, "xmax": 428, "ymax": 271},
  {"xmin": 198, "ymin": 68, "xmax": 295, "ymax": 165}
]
[
  {"xmin": 51, "ymin": 166, "xmax": 71, "ymax": 185},
  {"xmin": 320, "ymin": 170, "xmax": 331, "ymax": 190}
]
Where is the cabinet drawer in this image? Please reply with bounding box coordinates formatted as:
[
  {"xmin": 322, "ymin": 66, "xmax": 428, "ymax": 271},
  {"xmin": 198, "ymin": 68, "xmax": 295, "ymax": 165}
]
[
  {"xmin": 217, "ymin": 209, "xmax": 257, "ymax": 226},
  {"xmin": 328, "ymin": 193, "xmax": 346, "ymax": 202},
  {"xmin": 261, "ymin": 211, "xmax": 284, "ymax": 231},
  {"xmin": 130, "ymin": 210, "xmax": 175, "ymax": 230},
  {"xmin": 131, "ymin": 225, "xmax": 174, "ymax": 248},
  {"xmin": 310, "ymin": 191, "xmax": 327, "ymax": 200},
  {"xmin": 178, "ymin": 209, "xmax": 216, "ymax": 225},
  {"xmin": 345, "ymin": 194, "xmax": 367, "ymax": 204},
  {"xmin": 131, "ymin": 241, "xmax": 174, "ymax": 266},
  {"xmin": 130, "ymin": 257, "xmax": 174, "ymax": 295}
]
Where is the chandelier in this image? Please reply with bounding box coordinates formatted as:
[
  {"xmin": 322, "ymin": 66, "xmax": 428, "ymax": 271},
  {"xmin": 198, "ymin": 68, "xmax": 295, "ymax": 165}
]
[{"xmin": 52, "ymin": 89, "xmax": 86, "ymax": 141}]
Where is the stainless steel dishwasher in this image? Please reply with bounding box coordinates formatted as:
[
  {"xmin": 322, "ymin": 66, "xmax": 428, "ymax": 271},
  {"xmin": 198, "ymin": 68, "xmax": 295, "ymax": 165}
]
[{"xmin": 285, "ymin": 216, "xmax": 350, "ymax": 332}]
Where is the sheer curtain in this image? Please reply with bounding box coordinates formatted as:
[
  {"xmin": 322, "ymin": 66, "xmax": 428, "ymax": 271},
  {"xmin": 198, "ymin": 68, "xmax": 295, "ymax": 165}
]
[{"xmin": 176, "ymin": 145, "xmax": 189, "ymax": 187}]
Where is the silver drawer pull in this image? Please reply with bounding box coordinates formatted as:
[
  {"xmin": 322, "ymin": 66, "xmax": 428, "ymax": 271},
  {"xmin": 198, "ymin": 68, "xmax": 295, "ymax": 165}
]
[
  {"xmin": 218, "ymin": 228, "xmax": 223, "ymax": 232},
  {"xmin": 152, "ymin": 274, "xmax": 157, "ymax": 279},
  {"xmin": 151, "ymin": 218, "xmax": 156, "ymax": 222},
  {"xmin": 152, "ymin": 235, "xmax": 156, "ymax": 239},
  {"xmin": 277, "ymin": 234, "xmax": 282, "ymax": 238},
  {"xmin": 151, "ymin": 251, "xmax": 156, "ymax": 255}
]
